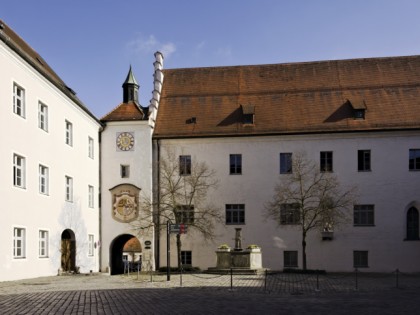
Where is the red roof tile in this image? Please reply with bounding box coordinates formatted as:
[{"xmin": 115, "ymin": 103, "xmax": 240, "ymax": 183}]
[{"xmin": 101, "ymin": 101, "xmax": 145, "ymax": 121}]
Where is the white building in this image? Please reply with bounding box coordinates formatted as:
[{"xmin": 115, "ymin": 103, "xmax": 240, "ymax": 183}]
[{"xmin": 0, "ymin": 20, "xmax": 101, "ymax": 281}]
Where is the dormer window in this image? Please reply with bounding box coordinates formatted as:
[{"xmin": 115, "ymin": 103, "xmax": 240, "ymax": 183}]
[
  {"xmin": 347, "ymin": 99, "xmax": 366, "ymax": 120},
  {"xmin": 241, "ymin": 104, "xmax": 255, "ymax": 125}
]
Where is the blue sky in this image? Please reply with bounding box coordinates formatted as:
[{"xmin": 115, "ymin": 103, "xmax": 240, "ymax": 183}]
[{"xmin": 3, "ymin": 1, "xmax": 420, "ymax": 118}]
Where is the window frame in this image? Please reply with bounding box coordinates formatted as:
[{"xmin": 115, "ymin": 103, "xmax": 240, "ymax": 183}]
[
  {"xmin": 353, "ymin": 204, "xmax": 375, "ymax": 226},
  {"xmin": 88, "ymin": 234, "xmax": 94, "ymax": 256},
  {"xmin": 121, "ymin": 165, "xmax": 130, "ymax": 178},
  {"xmin": 13, "ymin": 154, "xmax": 26, "ymax": 189},
  {"xmin": 179, "ymin": 155, "xmax": 192, "ymax": 176},
  {"xmin": 13, "ymin": 227, "xmax": 26, "ymax": 259},
  {"xmin": 280, "ymin": 203, "xmax": 300, "ymax": 225},
  {"xmin": 39, "ymin": 164, "xmax": 49, "ymax": 195},
  {"xmin": 409, "ymin": 149, "xmax": 420, "ymax": 171},
  {"xmin": 280, "ymin": 152, "xmax": 293, "ymax": 174},
  {"xmin": 38, "ymin": 101, "xmax": 48, "ymax": 131},
  {"xmin": 320, "ymin": 151, "xmax": 333, "ymax": 172},
  {"xmin": 229, "ymin": 154, "xmax": 242, "ymax": 175},
  {"xmin": 406, "ymin": 207, "xmax": 419, "ymax": 240},
  {"xmin": 13, "ymin": 83, "xmax": 25, "ymax": 118},
  {"xmin": 181, "ymin": 250, "xmax": 192, "ymax": 266},
  {"xmin": 65, "ymin": 176, "xmax": 73, "ymax": 202},
  {"xmin": 357, "ymin": 150, "xmax": 371, "ymax": 172},
  {"xmin": 175, "ymin": 205, "xmax": 194, "ymax": 224},
  {"xmin": 88, "ymin": 137, "xmax": 94, "ymax": 159},
  {"xmin": 88, "ymin": 185, "xmax": 94, "ymax": 208},
  {"xmin": 39, "ymin": 230, "xmax": 49, "ymax": 258},
  {"xmin": 353, "ymin": 250, "xmax": 369, "ymax": 268},
  {"xmin": 226, "ymin": 204, "xmax": 245, "ymax": 225},
  {"xmin": 65, "ymin": 120, "xmax": 73, "ymax": 146},
  {"xmin": 284, "ymin": 251, "xmax": 298, "ymax": 268}
]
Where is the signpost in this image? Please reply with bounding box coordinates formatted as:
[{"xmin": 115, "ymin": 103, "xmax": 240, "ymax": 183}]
[{"xmin": 166, "ymin": 221, "xmax": 188, "ymax": 281}]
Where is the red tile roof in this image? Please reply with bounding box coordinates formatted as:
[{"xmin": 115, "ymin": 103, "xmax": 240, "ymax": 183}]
[
  {"xmin": 101, "ymin": 101, "xmax": 145, "ymax": 121},
  {"xmin": 153, "ymin": 55, "xmax": 420, "ymax": 139}
]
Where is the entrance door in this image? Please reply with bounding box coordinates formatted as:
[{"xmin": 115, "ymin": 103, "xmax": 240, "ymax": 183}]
[
  {"xmin": 61, "ymin": 229, "xmax": 76, "ymax": 272},
  {"xmin": 110, "ymin": 234, "xmax": 141, "ymax": 275}
]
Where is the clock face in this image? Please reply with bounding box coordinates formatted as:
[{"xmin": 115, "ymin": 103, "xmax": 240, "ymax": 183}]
[{"xmin": 116, "ymin": 132, "xmax": 134, "ymax": 151}]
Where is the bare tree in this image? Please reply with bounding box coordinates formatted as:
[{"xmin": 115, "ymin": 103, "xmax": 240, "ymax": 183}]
[
  {"xmin": 133, "ymin": 149, "xmax": 223, "ymax": 268},
  {"xmin": 265, "ymin": 152, "xmax": 356, "ymax": 270}
]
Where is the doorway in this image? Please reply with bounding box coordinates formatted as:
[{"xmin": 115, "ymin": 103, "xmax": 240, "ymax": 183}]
[
  {"xmin": 110, "ymin": 234, "xmax": 141, "ymax": 275},
  {"xmin": 61, "ymin": 229, "xmax": 76, "ymax": 272}
]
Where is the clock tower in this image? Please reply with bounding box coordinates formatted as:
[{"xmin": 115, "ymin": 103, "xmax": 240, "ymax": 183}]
[{"xmin": 99, "ymin": 66, "xmax": 155, "ymax": 275}]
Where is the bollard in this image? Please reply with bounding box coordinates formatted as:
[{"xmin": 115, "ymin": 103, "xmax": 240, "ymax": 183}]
[
  {"xmin": 230, "ymin": 268, "xmax": 233, "ymax": 291},
  {"xmin": 316, "ymin": 270, "xmax": 320, "ymax": 291},
  {"xmin": 396, "ymin": 268, "xmax": 399, "ymax": 289},
  {"xmin": 355, "ymin": 268, "xmax": 358, "ymax": 290},
  {"xmin": 264, "ymin": 269, "xmax": 267, "ymax": 292},
  {"xmin": 180, "ymin": 267, "xmax": 183, "ymax": 287}
]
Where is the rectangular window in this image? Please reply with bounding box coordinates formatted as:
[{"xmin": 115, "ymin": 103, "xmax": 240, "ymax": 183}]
[
  {"xmin": 39, "ymin": 164, "xmax": 49, "ymax": 195},
  {"xmin": 13, "ymin": 154, "xmax": 26, "ymax": 188},
  {"xmin": 284, "ymin": 251, "xmax": 298, "ymax": 268},
  {"xmin": 121, "ymin": 165, "xmax": 130, "ymax": 178},
  {"xmin": 65, "ymin": 120, "xmax": 73, "ymax": 146},
  {"xmin": 176, "ymin": 205, "xmax": 194, "ymax": 224},
  {"xmin": 39, "ymin": 230, "xmax": 49, "ymax": 258},
  {"xmin": 409, "ymin": 149, "xmax": 420, "ymax": 170},
  {"xmin": 88, "ymin": 185, "xmax": 94, "ymax": 208},
  {"xmin": 320, "ymin": 151, "xmax": 333, "ymax": 172},
  {"xmin": 38, "ymin": 102, "xmax": 48, "ymax": 131},
  {"xmin": 88, "ymin": 137, "xmax": 94, "ymax": 159},
  {"xmin": 181, "ymin": 251, "xmax": 192, "ymax": 266},
  {"xmin": 226, "ymin": 204, "xmax": 245, "ymax": 225},
  {"xmin": 280, "ymin": 153, "xmax": 293, "ymax": 174},
  {"xmin": 13, "ymin": 83, "xmax": 25, "ymax": 118},
  {"xmin": 353, "ymin": 251, "xmax": 368, "ymax": 268},
  {"xmin": 354, "ymin": 205, "xmax": 374, "ymax": 226},
  {"xmin": 230, "ymin": 154, "xmax": 242, "ymax": 175},
  {"xmin": 65, "ymin": 176, "xmax": 73, "ymax": 202},
  {"xmin": 13, "ymin": 228, "xmax": 26, "ymax": 258},
  {"xmin": 358, "ymin": 150, "xmax": 371, "ymax": 171},
  {"xmin": 280, "ymin": 203, "xmax": 300, "ymax": 225},
  {"xmin": 179, "ymin": 155, "xmax": 191, "ymax": 176},
  {"xmin": 88, "ymin": 234, "xmax": 94, "ymax": 256}
]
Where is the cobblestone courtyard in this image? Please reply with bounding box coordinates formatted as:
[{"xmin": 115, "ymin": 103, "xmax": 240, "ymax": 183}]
[{"xmin": 0, "ymin": 272, "xmax": 419, "ymax": 314}]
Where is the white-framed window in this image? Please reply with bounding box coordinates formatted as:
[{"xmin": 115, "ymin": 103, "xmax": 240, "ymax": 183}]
[
  {"xmin": 175, "ymin": 205, "xmax": 194, "ymax": 224},
  {"xmin": 88, "ymin": 137, "xmax": 94, "ymax": 159},
  {"xmin": 320, "ymin": 151, "xmax": 333, "ymax": 172},
  {"xmin": 179, "ymin": 155, "xmax": 191, "ymax": 176},
  {"xmin": 13, "ymin": 83, "xmax": 25, "ymax": 118},
  {"xmin": 39, "ymin": 164, "xmax": 49, "ymax": 195},
  {"xmin": 65, "ymin": 176, "xmax": 73, "ymax": 202},
  {"xmin": 181, "ymin": 250, "xmax": 192, "ymax": 266},
  {"xmin": 226, "ymin": 204, "xmax": 245, "ymax": 225},
  {"xmin": 357, "ymin": 150, "xmax": 371, "ymax": 171},
  {"xmin": 354, "ymin": 205, "xmax": 374, "ymax": 226},
  {"xmin": 88, "ymin": 185, "xmax": 94, "ymax": 208},
  {"xmin": 38, "ymin": 102, "xmax": 48, "ymax": 131},
  {"xmin": 230, "ymin": 154, "xmax": 242, "ymax": 175},
  {"xmin": 39, "ymin": 230, "xmax": 49, "ymax": 258},
  {"xmin": 280, "ymin": 152, "xmax": 293, "ymax": 174},
  {"xmin": 13, "ymin": 227, "xmax": 26, "ymax": 258},
  {"xmin": 409, "ymin": 149, "xmax": 420, "ymax": 171},
  {"xmin": 13, "ymin": 154, "xmax": 26, "ymax": 188},
  {"xmin": 280, "ymin": 203, "xmax": 300, "ymax": 225},
  {"xmin": 88, "ymin": 234, "xmax": 94, "ymax": 256},
  {"xmin": 65, "ymin": 120, "xmax": 73, "ymax": 146}
]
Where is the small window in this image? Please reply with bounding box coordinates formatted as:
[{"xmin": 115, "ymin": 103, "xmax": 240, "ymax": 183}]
[
  {"xmin": 13, "ymin": 228, "xmax": 26, "ymax": 258},
  {"xmin": 38, "ymin": 102, "xmax": 48, "ymax": 131},
  {"xmin": 39, "ymin": 164, "xmax": 49, "ymax": 195},
  {"xmin": 354, "ymin": 205, "xmax": 374, "ymax": 226},
  {"xmin": 65, "ymin": 176, "xmax": 73, "ymax": 202},
  {"xmin": 407, "ymin": 207, "xmax": 419, "ymax": 240},
  {"xmin": 13, "ymin": 154, "xmax": 26, "ymax": 188},
  {"xmin": 241, "ymin": 104, "xmax": 255, "ymax": 124},
  {"xmin": 179, "ymin": 155, "xmax": 191, "ymax": 176},
  {"xmin": 280, "ymin": 153, "xmax": 293, "ymax": 174},
  {"xmin": 88, "ymin": 234, "xmax": 94, "ymax": 256},
  {"xmin": 409, "ymin": 149, "xmax": 420, "ymax": 171},
  {"xmin": 353, "ymin": 251, "xmax": 368, "ymax": 268},
  {"xmin": 320, "ymin": 151, "xmax": 333, "ymax": 172},
  {"xmin": 175, "ymin": 205, "xmax": 194, "ymax": 224},
  {"xmin": 181, "ymin": 250, "xmax": 192, "ymax": 266},
  {"xmin": 226, "ymin": 204, "xmax": 245, "ymax": 225},
  {"xmin": 13, "ymin": 83, "xmax": 25, "ymax": 118},
  {"xmin": 88, "ymin": 185, "xmax": 94, "ymax": 208},
  {"xmin": 121, "ymin": 165, "xmax": 130, "ymax": 178},
  {"xmin": 280, "ymin": 203, "xmax": 300, "ymax": 225},
  {"xmin": 358, "ymin": 150, "xmax": 371, "ymax": 171},
  {"xmin": 65, "ymin": 120, "xmax": 73, "ymax": 146},
  {"xmin": 230, "ymin": 154, "xmax": 242, "ymax": 175},
  {"xmin": 39, "ymin": 230, "xmax": 49, "ymax": 258},
  {"xmin": 88, "ymin": 137, "xmax": 94, "ymax": 159},
  {"xmin": 284, "ymin": 251, "xmax": 298, "ymax": 268}
]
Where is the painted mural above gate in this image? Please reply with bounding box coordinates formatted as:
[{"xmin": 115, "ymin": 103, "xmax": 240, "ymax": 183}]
[{"xmin": 110, "ymin": 184, "xmax": 141, "ymax": 223}]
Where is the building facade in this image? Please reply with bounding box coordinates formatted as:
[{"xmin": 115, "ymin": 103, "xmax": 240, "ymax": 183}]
[{"xmin": 0, "ymin": 20, "xmax": 101, "ymax": 281}]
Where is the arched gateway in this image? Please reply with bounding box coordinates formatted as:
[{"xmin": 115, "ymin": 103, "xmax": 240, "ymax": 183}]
[{"xmin": 110, "ymin": 234, "xmax": 142, "ymax": 275}]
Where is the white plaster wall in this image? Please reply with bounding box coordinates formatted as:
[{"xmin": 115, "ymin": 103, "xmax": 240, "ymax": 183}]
[
  {"xmin": 0, "ymin": 42, "xmax": 101, "ymax": 281},
  {"xmin": 158, "ymin": 131, "xmax": 420, "ymax": 272},
  {"xmin": 100, "ymin": 121, "xmax": 154, "ymax": 272}
]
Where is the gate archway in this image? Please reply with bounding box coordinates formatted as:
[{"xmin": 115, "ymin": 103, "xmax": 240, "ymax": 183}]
[{"xmin": 110, "ymin": 234, "xmax": 141, "ymax": 275}]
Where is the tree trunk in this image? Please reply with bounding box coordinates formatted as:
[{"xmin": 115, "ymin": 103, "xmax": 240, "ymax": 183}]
[
  {"xmin": 176, "ymin": 233, "xmax": 182, "ymax": 269},
  {"xmin": 302, "ymin": 233, "xmax": 307, "ymax": 270}
]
